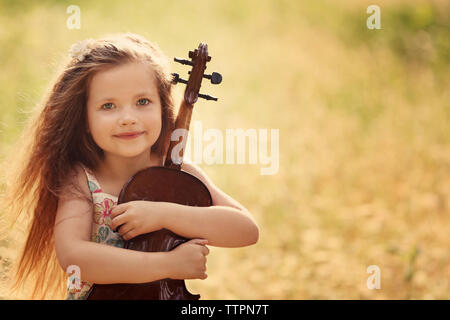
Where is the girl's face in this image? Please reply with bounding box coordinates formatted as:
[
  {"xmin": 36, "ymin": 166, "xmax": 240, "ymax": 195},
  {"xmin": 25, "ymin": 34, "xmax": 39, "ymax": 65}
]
[{"xmin": 86, "ymin": 61, "xmax": 162, "ymax": 159}]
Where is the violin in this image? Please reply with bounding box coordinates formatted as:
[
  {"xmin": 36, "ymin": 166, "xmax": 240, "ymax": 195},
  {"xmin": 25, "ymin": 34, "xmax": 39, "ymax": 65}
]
[{"xmin": 86, "ymin": 43, "xmax": 222, "ymax": 300}]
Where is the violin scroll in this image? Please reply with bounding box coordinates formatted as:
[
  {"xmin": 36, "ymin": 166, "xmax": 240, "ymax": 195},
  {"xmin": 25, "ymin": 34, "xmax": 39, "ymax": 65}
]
[{"xmin": 172, "ymin": 43, "xmax": 222, "ymax": 103}]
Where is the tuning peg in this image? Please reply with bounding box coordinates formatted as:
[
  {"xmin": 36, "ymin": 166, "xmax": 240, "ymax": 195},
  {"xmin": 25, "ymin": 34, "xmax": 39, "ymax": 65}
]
[
  {"xmin": 171, "ymin": 73, "xmax": 188, "ymax": 85},
  {"xmin": 198, "ymin": 93, "xmax": 218, "ymax": 101},
  {"xmin": 188, "ymin": 71, "xmax": 223, "ymax": 85},
  {"xmin": 174, "ymin": 57, "xmax": 193, "ymax": 66},
  {"xmin": 204, "ymin": 72, "xmax": 222, "ymax": 84}
]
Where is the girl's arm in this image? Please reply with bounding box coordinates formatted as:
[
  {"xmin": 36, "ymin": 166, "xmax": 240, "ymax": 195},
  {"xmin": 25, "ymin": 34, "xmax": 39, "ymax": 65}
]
[
  {"xmin": 54, "ymin": 165, "xmax": 207, "ymax": 284},
  {"xmin": 160, "ymin": 160, "xmax": 259, "ymax": 248},
  {"xmin": 57, "ymin": 239, "xmax": 170, "ymax": 284}
]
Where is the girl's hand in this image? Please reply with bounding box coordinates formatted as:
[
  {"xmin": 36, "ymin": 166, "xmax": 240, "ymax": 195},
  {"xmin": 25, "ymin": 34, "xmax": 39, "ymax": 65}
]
[
  {"xmin": 167, "ymin": 239, "xmax": 209, "ymax": 280},
  {"xmin": 110, "ymin": 200, "xmax": 165, "ymax": 240}
]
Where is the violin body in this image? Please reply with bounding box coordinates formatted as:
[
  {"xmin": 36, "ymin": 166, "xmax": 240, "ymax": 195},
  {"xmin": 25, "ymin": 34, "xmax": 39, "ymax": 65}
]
[{"xmin": 87, "ymin": 167, "xmax": 212, "ymax": 300}]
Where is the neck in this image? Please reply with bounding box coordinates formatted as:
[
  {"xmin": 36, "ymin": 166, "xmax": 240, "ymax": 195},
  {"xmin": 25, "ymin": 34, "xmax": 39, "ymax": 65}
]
[{"xmin": 96, "ymin": 150, "xmax": 162, "ymax": 183}]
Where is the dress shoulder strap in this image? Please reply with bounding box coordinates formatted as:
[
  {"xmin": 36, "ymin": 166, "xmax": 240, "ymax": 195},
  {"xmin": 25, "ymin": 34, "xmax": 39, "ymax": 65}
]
[{"xmin": 80, "ymin": 164, "xmax": 102, "ymax": 194}]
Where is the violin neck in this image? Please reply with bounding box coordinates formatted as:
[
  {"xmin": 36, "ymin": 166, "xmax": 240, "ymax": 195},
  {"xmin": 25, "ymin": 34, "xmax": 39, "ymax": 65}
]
[{"xmin": 164, "ymin": 99, "xmax": 194, "ymax": 170}]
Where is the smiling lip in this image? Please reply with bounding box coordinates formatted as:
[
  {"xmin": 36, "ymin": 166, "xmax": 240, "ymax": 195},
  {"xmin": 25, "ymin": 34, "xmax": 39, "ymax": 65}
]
[{"xmin": 114, "ymin": 131, "xmax": 144, "ymax": 139}]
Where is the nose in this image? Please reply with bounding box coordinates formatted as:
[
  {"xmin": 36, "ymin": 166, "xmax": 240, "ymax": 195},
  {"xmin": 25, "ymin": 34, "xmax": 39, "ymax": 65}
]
[{"xmin": 118, "ymin": 107, "xmax": 137, "ymax": 126}]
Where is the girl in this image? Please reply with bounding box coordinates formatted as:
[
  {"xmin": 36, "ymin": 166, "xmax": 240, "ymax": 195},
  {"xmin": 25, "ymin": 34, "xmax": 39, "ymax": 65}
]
[{"xmin": 0, "ymin": 33, "xmax": 258, "ymax": 300}]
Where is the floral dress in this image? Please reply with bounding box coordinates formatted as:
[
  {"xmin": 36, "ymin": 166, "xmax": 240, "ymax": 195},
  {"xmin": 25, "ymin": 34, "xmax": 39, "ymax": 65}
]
[{"xmin": 66, "ymin": 165, "xmax": 125, "ymax": 300}]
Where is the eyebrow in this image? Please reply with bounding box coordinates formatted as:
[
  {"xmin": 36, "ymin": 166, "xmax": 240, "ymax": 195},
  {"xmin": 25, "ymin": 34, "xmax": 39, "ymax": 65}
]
[{"xmin": 94, "ymin": 92, "xmax": 153, "ymax": 104}]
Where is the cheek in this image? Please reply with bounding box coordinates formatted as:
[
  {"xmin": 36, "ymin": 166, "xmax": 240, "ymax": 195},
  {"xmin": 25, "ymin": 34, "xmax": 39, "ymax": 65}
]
[
  {"xmin": 147, "ymin": 109, "xmax": 162, "ymax": 132},
  {"xmin": 87, "ymin": 113, "xmax": 110, "ymax": 141}
]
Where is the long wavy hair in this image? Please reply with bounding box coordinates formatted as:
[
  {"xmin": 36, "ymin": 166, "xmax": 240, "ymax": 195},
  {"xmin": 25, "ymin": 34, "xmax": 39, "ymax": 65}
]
[{"xmin": 0, "ymin": 33, "xmax": 176, "ymax": 299}]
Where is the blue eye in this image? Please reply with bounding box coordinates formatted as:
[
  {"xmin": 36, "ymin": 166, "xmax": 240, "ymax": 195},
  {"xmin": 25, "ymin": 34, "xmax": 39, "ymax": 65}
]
[
  {"xmin": 101, "ymin": 102, "xmax": 114, "ymax": 110},
  {"xmin": 137, "ymin": 98, "xmax": 150, "ymax": 106}
]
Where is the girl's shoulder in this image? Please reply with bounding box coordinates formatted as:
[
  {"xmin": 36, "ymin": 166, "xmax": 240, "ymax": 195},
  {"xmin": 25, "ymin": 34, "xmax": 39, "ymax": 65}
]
[
  {"xmin": 76, "ymin": 163, "xmax": 95, "ymax": 182},
  {"xmin": 57, "ymin": 163, "xmax": 93, "ymax": 209},
  {"xmin": 75, "ymin": 164, "xmax": 102, "ymax": 195},
  {"xmin": 72, "ymin": 163, "xmax": 90, "ymax": 187},
  {"xmin": 181, "ymin": 160, "xmax": 249, "ymax": 213},
  {"xmin": 181, "ymin": 159, "xmax": 211, "ymax": 185},
  {"xmin": 181, "ymin": 160, "xmax": 218, "ymax": 199}
]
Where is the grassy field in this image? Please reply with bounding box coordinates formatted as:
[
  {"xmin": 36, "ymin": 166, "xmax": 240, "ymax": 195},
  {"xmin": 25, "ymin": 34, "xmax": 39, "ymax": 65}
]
[{"xmin": 0, "ymin": 0, "xmax": 449, "ymax": 299}]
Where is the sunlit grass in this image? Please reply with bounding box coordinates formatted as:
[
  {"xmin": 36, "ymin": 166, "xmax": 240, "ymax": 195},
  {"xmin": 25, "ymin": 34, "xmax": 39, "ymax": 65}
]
[{"xmin": 1, "ymin": 0, "xmax": 449, "ymax": 299}]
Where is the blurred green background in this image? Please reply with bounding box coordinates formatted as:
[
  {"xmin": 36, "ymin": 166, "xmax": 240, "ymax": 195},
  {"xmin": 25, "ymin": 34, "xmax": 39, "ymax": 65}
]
[{"xmin": 0, "ymin": 0, "xmax": 449, "ymax": 299}]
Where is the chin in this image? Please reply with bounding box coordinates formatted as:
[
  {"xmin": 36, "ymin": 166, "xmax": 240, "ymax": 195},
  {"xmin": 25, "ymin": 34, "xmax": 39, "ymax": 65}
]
[{"xmin": 106, "ymin": 146, "xmax": 148, "ymax": 158}]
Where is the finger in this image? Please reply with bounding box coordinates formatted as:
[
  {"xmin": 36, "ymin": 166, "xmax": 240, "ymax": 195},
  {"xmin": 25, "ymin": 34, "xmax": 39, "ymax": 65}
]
[
  {"xmin": 202, "ymin": 246, "xmax": 210, "ymax": 256},
  {"xmin": 111, "ymin": 214, "xmax": 126, "ymax": 233},
  {"xmin": 110, "ymin": 204, "xmax": 126, "ymax": 219},
  {"xmin": 189, "ymin": 239, "xmax": 208, "ymax": 246},
  {"xmin": 118, "ymin": 223, "xmax": 134, "ymax": 237},
  {"xmin": 121, "ymin": 228, "xmax": 136, "ymax": 241}
]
